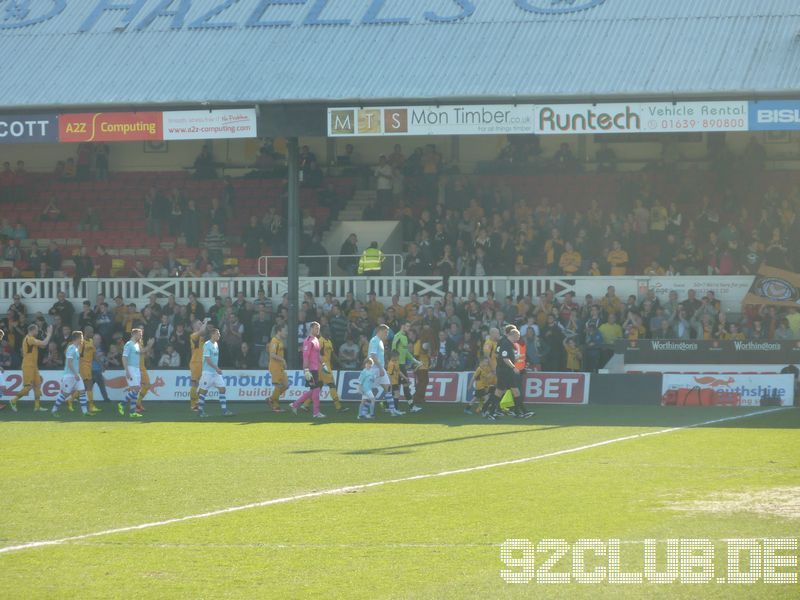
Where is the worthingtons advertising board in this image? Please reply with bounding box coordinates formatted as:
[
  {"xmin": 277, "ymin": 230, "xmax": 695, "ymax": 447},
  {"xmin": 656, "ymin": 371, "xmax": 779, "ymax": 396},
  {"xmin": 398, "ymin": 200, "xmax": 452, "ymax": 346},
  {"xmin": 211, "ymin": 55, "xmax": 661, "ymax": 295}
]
[
  {"xmin": 328, "ymin": 102, "xmax": 748, "ymax": 137},
  {"xmin": 328, "ymin": 105, "xmax": 536, "ymax": 137},
  {"xmin": 621, "ymin": 339, "xmax": 800, "ymax": 365}
]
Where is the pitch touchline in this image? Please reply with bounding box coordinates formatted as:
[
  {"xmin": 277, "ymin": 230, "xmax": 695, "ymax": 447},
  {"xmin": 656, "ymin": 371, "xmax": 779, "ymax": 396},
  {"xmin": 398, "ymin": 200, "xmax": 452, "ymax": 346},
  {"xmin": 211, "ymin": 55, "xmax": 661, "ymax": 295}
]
[{"xmin": 0, "ymin": 408, "xmax": 788, "ymax": 556}]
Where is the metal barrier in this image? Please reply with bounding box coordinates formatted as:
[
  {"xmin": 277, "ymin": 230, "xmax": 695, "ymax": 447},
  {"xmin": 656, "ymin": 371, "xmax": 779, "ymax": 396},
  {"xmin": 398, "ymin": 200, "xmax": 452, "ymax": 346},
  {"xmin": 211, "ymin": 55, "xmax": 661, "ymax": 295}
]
[
  {"xmin": 258, "ymin": 254, "xmax": 405, "ymax": 277},
  {"xmin": 0, "ymin": 275, "xmax": 754, "ymax": 315}
]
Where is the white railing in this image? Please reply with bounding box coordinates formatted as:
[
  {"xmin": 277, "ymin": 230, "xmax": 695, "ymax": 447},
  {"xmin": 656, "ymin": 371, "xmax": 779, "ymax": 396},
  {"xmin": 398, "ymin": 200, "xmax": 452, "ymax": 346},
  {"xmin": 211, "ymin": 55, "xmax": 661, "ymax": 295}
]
[
  {"xmin": 448, "ymin": 277, "xmax": 642, "ymax": 302},
  {"xmin": 258, "ymin": 254, "xmax": 405, "ymax": 277},
  {"xmin": 449, "ymin": 276, "xmax": 754, "ymax": 312},
  {"xmin": 0, "ymin": 275, "xmax": 754, "ymax": 316},
  {"xmin": 0, "ymin": 276, "xmax": 445, "ymax": 314}
]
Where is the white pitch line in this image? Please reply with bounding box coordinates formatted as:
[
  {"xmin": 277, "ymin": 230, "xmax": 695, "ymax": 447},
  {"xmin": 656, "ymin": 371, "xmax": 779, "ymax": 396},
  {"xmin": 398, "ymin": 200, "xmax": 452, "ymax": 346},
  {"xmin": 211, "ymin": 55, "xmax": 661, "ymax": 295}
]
[{"xmin": 0, "ymin": 407, "xmax": 789, "ymax": 556}]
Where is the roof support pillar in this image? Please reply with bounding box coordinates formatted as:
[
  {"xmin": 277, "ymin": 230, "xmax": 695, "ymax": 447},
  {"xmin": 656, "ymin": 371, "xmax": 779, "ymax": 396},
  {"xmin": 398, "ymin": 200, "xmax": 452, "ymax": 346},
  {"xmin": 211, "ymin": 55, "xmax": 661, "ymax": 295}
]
[{"xmin": 286, "ymin": 136, "xmax": 300, "ymax": 369}]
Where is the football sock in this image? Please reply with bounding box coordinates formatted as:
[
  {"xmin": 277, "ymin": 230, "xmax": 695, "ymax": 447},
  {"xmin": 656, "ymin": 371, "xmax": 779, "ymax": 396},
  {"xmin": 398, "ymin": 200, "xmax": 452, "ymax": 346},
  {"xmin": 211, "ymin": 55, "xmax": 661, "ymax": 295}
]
[
  {"xmin": 330, "ymin": 388, "xmax": 342, "ymax": 410},
  {"xmin": 78, "ymin": 393, "xmax": 88, "ymax": 415},
  {"xmin": 189, "ymin": 386, "xmax": 198, "ymax": 409},
  {"xmin": 219, "ymin": 393, "xmax": 227, "ymax": 411},
  {"xmin": 52, "ymin": 393, "xmax": 65, "ymax": 410},
  {"xmin": 311, "ymin": 388, "xmax": 321, "ymax": 415},
  {"xmin": 197, "ymin": 391, "xmax": 206, "ymax": 412}
]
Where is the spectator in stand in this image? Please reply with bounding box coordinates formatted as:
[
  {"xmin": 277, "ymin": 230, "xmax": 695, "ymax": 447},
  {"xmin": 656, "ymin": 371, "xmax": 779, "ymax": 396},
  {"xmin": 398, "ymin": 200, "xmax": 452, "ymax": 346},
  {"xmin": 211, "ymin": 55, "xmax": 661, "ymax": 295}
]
[
  {"xmin": 339, "ymin": 334, "xmax": 359, "ymax": 369},
  {"xmin": 49, "ymin": 291, "xmax": 74, "ymax": 327},
  {"xmin": 606, "ymin": 240, "xmax": 629, "ymax": 276},
  {"xmin": 338, "ymin": 233, "xmax": 358, "ymax": 275},
  {"xmin": 147, "ymin": 260, "xmax": 168, "ymax": 278},
  {"xmin": 94, "ymin": 245, "xmax": 112, "ymax": 278},
  {"xmin": 544, "ymin": 228, "xmax": 564, "ymax": 275},
  {"xmin": 3, "ymin": 239, "xmax": 21, "ymax": 263},
  {"xmin": 559, "ymin": 241, "xmax": 581, "ymax": 275},
  {"xmin": 194, "ymin": 145, "xmax": 217, "ymax": 180},
  {"xmin": 78, "ymin": 207, "xmax": 101, "ymax": 232},
  {"xmin": 373, "ymin": 154, "xmax": 393, "ymax": 212},
  {"xmin": 40, "ymin": 198, "xmax": 63, "ymax": 222},
  {"xmin": 183, "ymin": 199, "xmax": 201, "ymax": 247},
  {"xmin": 208, "ymin": 197, "xmax": 227, "ymax": 234},
  {"xmin": 598, "ymin": 313, "xmax": 623, "ymax": 346},
  {"xmin": 205, "ymin": 224, "xmax": 226, "ymax": 268},
  {"xmin": 595, "ymin": 142, "xmax": 617, "ymax": 172},
  {"xmin": 158, "ymin": 345, "xmax": 181, "ymax": 368},
  {"xmin": 42, "ymin": 341, "xmax": 64, "ymax": 369},
  {"xmin": 129, "ymin": 260, "xmax": 147, "ymax": 278},
  {"xmin": 12, "ymin": 161, "xmax": 28, "ymax": 201},
  {"xmin": 0, "ymin": 161, "xmax": 12, "ymax": 201},
  {"xmin": 73, "ymin": 247, "xmax": 94, "ymax": 285},
  {"xmin": 144, "ymin": 187, "xmax": 159, "ymax": 237},
  {"xmin": 553, "ymin": 142, "xmax": 579, "ymax": 172},
  {"xmin": 243, "ymin": 216, "xmax": 263, "ymax": 259},
  {"xmin": 168, "ymin": 194, "xmax": 183, "ymax": 235}
]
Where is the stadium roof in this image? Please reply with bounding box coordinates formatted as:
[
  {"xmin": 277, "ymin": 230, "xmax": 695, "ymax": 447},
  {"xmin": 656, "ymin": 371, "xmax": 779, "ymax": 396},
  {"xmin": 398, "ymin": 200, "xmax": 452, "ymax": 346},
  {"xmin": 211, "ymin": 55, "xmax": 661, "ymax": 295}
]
[{"xmin": 1, "ymin": 0, "xmax": 800, "ymax": 110}]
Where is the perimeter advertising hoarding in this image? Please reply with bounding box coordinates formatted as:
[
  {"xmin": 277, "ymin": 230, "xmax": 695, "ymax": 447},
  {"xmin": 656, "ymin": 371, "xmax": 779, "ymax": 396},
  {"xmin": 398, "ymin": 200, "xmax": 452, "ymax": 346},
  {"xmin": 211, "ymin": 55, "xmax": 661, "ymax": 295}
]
[
  {"xmin": 328, "ymin": 105, "xmax": 536, "ymax": 137},
  {"xmin": 648, "ymin": 276, "xmax": 754, "ymax": 311},
  {"xmin": 463, "ymin": 372, "xmax": 589, "ymax": 405},
  {"xmin": 535, "ymin": 101, "xmax": 748, "ymax": 135},
  {"xmin": 58, "ymin": 109, "xmax": 258, "ymax": 142},
  {"xmin": 2, "ymin": 370, "xmax": 589, "ymax": 405},
  {"xmin": 620, "ymin": 340, "xmax": 800, "ymax": 365},
  {"xmin": 328, "ymin": 101, "xmax": 749, "ymax": 137},
  {"xmin": 748, "ymin": 100, "xmax": 800, "ymax": 131},
  {"xmin": 661, "ymin": 374, "xmax": 794, "ymax": 407},
  {"xmin": 0, "ymin": 114, "xmax": 58, "ymax": 143},
  {"xmin": 59, "ymin": 112, "xmax": 163, "ymax": 143},
  {"xmin": 162, "ymin": 109, "xmax": 258, "ymax": 140}
]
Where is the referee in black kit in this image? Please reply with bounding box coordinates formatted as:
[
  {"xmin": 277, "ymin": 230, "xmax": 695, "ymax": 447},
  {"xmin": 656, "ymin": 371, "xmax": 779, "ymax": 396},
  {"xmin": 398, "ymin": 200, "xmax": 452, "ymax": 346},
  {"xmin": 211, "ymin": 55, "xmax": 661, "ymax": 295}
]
[{"xmin": 486, "ymin": 325, "xmax": 534, "ymax": 420}]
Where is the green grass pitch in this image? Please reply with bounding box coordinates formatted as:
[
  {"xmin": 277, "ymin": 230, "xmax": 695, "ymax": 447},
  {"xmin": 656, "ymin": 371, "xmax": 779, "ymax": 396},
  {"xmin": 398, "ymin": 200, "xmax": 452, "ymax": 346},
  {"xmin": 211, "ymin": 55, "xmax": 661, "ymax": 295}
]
[{"xmin": 1, "ymin": 402, "xmax": 798, "ymax": 599}]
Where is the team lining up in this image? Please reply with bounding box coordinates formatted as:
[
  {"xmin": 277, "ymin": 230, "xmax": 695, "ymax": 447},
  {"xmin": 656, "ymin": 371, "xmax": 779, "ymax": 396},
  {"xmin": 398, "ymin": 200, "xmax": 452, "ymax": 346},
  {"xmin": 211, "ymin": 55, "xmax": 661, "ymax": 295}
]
[{"xmin": 1, "ymin": 320, "xmax": 533, "ymax": 420}]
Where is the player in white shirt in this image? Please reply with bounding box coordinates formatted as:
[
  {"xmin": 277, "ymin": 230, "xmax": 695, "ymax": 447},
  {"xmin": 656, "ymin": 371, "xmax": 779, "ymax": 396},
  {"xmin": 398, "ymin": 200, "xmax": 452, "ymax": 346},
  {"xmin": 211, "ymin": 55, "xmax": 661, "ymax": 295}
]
[
  {"xmin": 119, "ymin": 328, "xmax": 143, "ymax": 418},
  {"xmin": 368, "ymin": 324, "xmax": 404, "ymax": 416},
  {"xmin": 0, "ymin": 329, "xmax": 5, "ymax": 410},
  {"xmin": 51, "ymin": 331, "xmax": 91, "ymax": 416},
  {"xmin": 197, "ymin": 327, "xmax": 233, "ymax": 417}
]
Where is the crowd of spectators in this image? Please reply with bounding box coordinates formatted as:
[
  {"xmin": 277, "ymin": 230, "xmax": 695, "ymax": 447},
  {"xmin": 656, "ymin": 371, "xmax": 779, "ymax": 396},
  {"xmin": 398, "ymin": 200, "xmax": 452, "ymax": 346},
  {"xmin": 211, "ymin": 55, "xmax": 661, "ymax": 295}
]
[
  {"xmin": 350, "ymin": 137, "xmax": 798, "ymax": 279},
  {"xmin": 1, "ymin": 136, "xmax": 797, "ymax": 282},
  {"xmin": 3, "ymin": 285, "xmax": 800, "ymax": 377}
]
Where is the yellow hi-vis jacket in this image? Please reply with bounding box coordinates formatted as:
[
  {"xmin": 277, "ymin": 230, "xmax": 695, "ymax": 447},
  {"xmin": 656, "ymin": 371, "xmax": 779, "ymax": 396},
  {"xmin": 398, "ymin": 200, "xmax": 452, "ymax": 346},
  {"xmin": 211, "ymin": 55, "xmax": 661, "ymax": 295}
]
[{"xmin": 358, "ymin": 248, "xmax": 384, "ymax": 274}]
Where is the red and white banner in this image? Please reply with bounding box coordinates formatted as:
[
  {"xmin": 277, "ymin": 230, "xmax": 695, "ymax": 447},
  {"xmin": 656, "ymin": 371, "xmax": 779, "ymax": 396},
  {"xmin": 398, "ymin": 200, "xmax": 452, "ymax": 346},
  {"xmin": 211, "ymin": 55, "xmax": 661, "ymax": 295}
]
[
  {"xmin": 522, "ymin": 372, "xmax": 589, "ymax": 404},
  {"xmin": 661, "ymin": 374, "xmax": 794, "ymax": 407}
]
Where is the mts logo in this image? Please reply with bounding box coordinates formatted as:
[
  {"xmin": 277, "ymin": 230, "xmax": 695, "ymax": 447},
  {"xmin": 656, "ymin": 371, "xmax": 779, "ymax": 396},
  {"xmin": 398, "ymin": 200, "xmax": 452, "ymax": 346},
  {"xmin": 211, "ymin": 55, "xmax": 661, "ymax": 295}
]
[{"xmin": 523, "ymin": 375, "xmax": 585, "ymax": 403}]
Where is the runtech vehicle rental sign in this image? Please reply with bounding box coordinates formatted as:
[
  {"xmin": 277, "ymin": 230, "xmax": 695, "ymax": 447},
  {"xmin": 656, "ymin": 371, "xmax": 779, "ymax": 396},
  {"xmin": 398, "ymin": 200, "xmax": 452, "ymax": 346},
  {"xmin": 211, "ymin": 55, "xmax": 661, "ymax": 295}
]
[{"xmin": 534, "ymin": 101, "xmax": 748, "ymax": 135}]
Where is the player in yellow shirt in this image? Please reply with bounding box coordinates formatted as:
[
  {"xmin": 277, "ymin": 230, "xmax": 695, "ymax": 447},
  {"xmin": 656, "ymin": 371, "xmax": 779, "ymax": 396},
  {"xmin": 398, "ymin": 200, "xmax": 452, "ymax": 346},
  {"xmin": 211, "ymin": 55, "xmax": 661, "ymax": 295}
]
[
  {"xmin": 267, "ymin": 324, "xmax": 288, "ymax": 412},
  {"xmin": 483, "ymin": 327, "xmax": 500, "ymax": 372},
  {"xmin": 385, "ymin": 350, "xmax": 409, "ymax": 411},
  {"xmin": 303, "ymin": 333, "xmax": 347, "ymax": 412},
  {"xmin": 68, "ymin": 326, "xmax": 101, "ymax": 413},
  {"xmin": 136, "ymin": 337, "xmax": 155, "ymax": 411},
  {"xmin": 468, "ymin": 357, "xmax": 497, "ymax": 415},
  {"xmin": 411, "ymin": 338, "xmax": 430, "ymax": 408},
  {"xmin": 11, "ymin": 323, "xmax": 53, "ymax": 412},
  {"xmin": 189, "ymin": 319, "xmax": 209, "ymax": 410}
]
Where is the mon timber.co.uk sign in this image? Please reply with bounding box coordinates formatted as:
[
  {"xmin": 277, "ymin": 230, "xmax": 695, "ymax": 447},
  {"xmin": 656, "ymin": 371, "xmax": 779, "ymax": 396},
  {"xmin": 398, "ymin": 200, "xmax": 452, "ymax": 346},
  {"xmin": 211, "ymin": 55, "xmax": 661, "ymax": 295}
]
[{"xmin": 328, "ymin": 101, "xmax": 749, "ymax": 137}]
